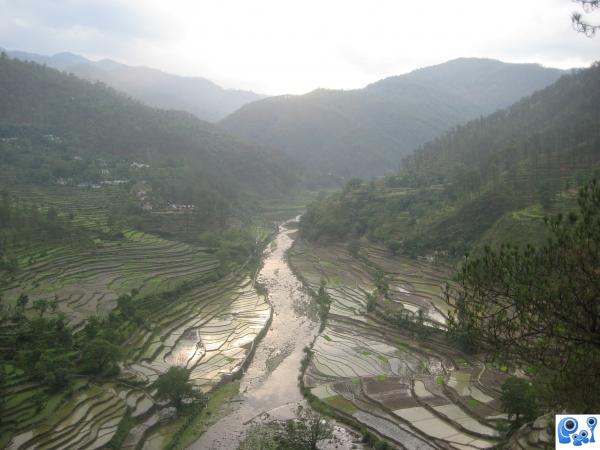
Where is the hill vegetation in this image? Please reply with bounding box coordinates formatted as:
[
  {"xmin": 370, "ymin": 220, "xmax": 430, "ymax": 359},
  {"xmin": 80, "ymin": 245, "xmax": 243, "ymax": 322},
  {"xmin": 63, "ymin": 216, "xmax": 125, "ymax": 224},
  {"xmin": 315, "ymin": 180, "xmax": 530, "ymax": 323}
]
[
  {"xmin": 221, "ymin": 58, "xmax": 564, "ymax": 179},
  {"xmin": 299, "ymin": 63, "xmax": 600, "ymax": 258},
  {"xmin": 0, "ymin": 53, "xmax": 288, "ymax": 448},
  {"xmin": 1, "ymin": 44, "xmax": 596, "ymax": 449},
  {"xmin": 3, "ymin": 48, "xmax": 264, "ymax": 122},
  {"xmin": 448, "ymin": 180, "xmax": 600, "ymax": 412},
  {"xmin": 0, "ymin": 54, "xmax": 295, "ymax": 228}
]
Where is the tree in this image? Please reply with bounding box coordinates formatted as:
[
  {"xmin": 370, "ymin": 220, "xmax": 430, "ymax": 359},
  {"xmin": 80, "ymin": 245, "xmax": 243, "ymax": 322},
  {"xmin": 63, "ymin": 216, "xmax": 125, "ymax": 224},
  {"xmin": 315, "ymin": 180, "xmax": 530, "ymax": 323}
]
[
  {"xmin": 16, "ymin": 293, "xmax": 29, "ymax": 313},
  {"xmin": 366, "ymin": 291, "xmax": 377, "ymax": 313},
  {"xmin": 501, "ymin": 377, "xmax": 538, "ymax": 427},
  {"xmin": 374, "ymin": 270, "xmax": 389, "ymax": 298},
  {"xmin": 242, "ymin": 406, "xmax": 334, "ymax": 450},
  {"xmin": 34, "ymin": 350, "xmax": 72, "ymax": 390},
  {"xmin": 32, "ymin": 299, "xmax": 49, "ymax": 318},
  {"xmin": 277, "ymin": 406, "xmax": 334, "ymax": 450},
  {"xmin": 50, "ymin": 296, "xmax": 59, "ymax": 314},
  {"xmin": 0, "ymin": 294, "xmax": 6, "ymax": 321},
  {"xmin": 117, "ymin": 294, "xmax": 141, "ymax": 324},
  {"xmin": 0, "ymin": 364, "xmax": 6, "ymax": 425},
  {"xmin": 31, "ymin": 391, "xmax": 47, "ymax": 413},
  {"xmin": 386, "ymin": 239, "xmax": 402, "ymax": 255},
  {"xmin": 414, "ymin": 308, "xmax": 431, "ymax": 340},
  {"xmin": 374, "ymin": 441, "xmax": 391, "ymax": 450},
  {"xmin": 347, "ymin": 239, "xmax": 360, "ymax": 258},
  {"xmin": 316, "ymin": 279, "xmax": 332, "ymax": 332},
  {"xmin": 154, "ymin": 366, "xmax": 196, "ymax": 410},
  {"xmin": 239, "ymin": 424, "xmax": 278, "ymax": 450},
  {"xmin": 81, "ymin": 338, "xmax": 121, "ymax": 375},
  {"xmin": 446, "ymin": 180, "xmax": 600, "ymax": 411},
  {"xmin": 572, "ymin": 0, "xmax": 600, "ymax": 37},
  {"xmin": 343, "ymin": 178, "xmax": 363, "ymax": 194}
]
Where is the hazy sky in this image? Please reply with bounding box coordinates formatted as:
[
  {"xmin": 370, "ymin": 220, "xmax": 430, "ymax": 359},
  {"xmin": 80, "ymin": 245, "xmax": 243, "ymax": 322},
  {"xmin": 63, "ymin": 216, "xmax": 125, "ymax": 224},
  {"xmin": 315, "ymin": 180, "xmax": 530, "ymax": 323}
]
[{"xmin": 1, "ymin": 0, "xmax": 598, "ymax": 94}]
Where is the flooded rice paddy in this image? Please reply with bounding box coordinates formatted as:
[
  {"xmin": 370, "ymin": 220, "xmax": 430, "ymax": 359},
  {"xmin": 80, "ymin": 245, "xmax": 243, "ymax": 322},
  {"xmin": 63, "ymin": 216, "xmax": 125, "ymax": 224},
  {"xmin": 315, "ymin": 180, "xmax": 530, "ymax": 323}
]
[
  {"xmin": 289, "ymin": 239, "xmax": 508, "ymax": 450},
  {"xmin": 190, "ymin": 219, "xmax": 359, "ymax": 449},
  {"xmin": 191, "ymin": 220, "xmax": 508, "ymax": 450},
  {"xmin": 3, "ymin": 214, "xmax": 506, "ymax": 450}
]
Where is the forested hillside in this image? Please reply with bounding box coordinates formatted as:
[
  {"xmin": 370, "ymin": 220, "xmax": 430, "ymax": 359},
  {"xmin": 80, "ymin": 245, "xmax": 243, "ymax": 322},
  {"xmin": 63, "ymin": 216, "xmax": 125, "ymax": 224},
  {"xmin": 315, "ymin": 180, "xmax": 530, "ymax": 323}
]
[
  {"xmin": 300, "ymin": 63, "xmax": 600, "ymax": 258},
  {"xmin": 221, "ymin": 58, "xmax": 564, "ymax": 179},
  {"xmin": 3, "ymin": 48, "xmax": 265, "ymax": 122},
  {"xmin": 0, "ymin": 53, "xmax": 295, "ymax": 449},
  {"xmin": 3, "ymin": 1, "xmax": 596, "ymax": 448},
  {"xmin": 0, "ymin": 54, "xmax": 293, "ymax": 205}
]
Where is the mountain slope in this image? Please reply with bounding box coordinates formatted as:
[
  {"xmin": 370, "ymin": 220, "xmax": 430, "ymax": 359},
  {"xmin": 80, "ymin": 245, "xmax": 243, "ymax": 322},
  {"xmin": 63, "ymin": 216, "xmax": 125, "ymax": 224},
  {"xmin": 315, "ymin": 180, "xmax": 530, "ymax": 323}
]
[
  {"xmin": 2, "ymin": 49, "xmax": 88, "ymax": 69},
  {"xmin": 0, "ymin": 55, "xmax": 282, "ymax": 450},
  {"xmin": 299, "ymin": 63, "xmax": 600, "ymax": 257},
  {"xmin": 221, "ymin": 58, "xmax": 564, "ymax": 178},
  {"xmin": 4, "ymin": 49, "xmax": 265, "ymax": 122},
  {"xmin": 0, "ymin": 55, "xmax": 293, "ymax": 207}
]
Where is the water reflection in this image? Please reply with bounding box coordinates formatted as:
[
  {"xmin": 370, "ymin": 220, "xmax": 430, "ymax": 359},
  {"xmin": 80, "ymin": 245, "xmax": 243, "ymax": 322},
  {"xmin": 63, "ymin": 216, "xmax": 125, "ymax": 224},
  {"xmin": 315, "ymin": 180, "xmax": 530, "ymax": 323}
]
[
  {"xmin": 190, "ymin": 219, "xmax": 319, "ymax": 449},
  {"xmin": 165, "ymin": 327, "xmax": 205, "ymax": 367}
]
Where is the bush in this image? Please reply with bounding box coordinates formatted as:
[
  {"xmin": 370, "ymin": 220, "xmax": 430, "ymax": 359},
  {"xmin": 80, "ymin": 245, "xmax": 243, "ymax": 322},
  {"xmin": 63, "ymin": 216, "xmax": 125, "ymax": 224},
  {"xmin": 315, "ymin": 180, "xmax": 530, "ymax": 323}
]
[
  {"xmin": 154, "ymin": 367, "xmax": 200, "ymax": 410},
  {"xmin": 501, "ymin": 377, "xmax": 538, "ymax": 427}
]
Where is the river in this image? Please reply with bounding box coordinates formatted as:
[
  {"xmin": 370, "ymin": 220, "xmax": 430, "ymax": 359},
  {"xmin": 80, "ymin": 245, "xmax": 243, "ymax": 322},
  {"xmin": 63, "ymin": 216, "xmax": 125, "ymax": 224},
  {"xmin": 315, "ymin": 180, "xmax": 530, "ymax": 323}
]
[{"xmin": 190, "ymin": 218, "xmax": 356, "ymax": 449}]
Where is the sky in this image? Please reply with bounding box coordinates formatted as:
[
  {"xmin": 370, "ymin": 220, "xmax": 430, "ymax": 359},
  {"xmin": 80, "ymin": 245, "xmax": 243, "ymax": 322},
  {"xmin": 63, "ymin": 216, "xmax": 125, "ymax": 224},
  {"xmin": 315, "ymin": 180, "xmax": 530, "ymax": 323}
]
[{"xmin": 1, "ymin": 0, "xmax": 599, "ymax": 95}]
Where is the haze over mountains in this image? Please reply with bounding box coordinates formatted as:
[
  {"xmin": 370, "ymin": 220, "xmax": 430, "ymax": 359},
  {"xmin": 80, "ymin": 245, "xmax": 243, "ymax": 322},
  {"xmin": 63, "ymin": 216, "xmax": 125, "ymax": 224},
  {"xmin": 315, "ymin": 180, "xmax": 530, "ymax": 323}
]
[
  {"xmin": 221, "ymin": 58, "xmax": 565, "ymax": 178},
  {"xmin": 2, "ymin": 48, "xmax": 569, "ymax": 182},
  {"xmin": 2, "ymin": 48, "xmax": 265, "ymax": 122},
  {"xmin": 1, "ymin": 13, "xmax": 599, "ymax": 449},
  {"xmin": 301, "ymin": 62, "xmax": 600, "ymax": 257},
  {"xmin": 0, "ymin": 56, "xmax": 293, "ymax": 211}
]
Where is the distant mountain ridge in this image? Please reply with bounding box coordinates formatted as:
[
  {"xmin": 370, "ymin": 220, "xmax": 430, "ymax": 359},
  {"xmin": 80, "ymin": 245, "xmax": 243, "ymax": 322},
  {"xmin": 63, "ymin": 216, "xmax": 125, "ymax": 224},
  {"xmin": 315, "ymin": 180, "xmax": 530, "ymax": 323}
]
[
  {"xmin": 221, "ymin": 58, "xmax": 565, "ymax": 179},
  {"xmin": 299, "ymin": 63, "xmax": 600, "ymax": 258},
  {"xmin": 1, "ymin": 48, "xmax": 265, "ymax": 122},
  {"xmin": 0, "ymin": 55, "xmax": 293, "ymax": 198}
]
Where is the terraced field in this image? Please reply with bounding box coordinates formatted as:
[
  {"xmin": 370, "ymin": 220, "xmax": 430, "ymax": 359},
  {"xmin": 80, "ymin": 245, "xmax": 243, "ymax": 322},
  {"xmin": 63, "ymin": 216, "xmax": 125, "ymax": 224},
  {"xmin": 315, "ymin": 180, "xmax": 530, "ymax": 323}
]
[
  {"xmin": 1, "ymin": 183, "xmax": 274, "ymax": 449},
  {"xmin": 2, "ymin": 230, "xmax": 219, "ymax": 327},
  {"xmin": 2, "ymin": 268, "xmax": 270, "ymax": 449},
  {"xmin": 123, "ymin": 273, "xmax": 271, "ymax": 392},
  {"xmin": 11, "ymin": 184, "xmax": 129, "ymax": 232},
  {"xmin": 289, "ymin": 240, "xmax": 508, "ymax": 449},
  {"xmin": 6, "ymin": 382, "xmax": 132, "ymax": 450},
  {"xmin": 8, "ymin": 183, "xmax": 217, "ymax": 245},
  {"xmin": 362, "ymin": 245, "xmax": 454, "ymax": 327},
  {"xmin": 1, "ymin": 357, "xmax": 162, "ymax": 450}
]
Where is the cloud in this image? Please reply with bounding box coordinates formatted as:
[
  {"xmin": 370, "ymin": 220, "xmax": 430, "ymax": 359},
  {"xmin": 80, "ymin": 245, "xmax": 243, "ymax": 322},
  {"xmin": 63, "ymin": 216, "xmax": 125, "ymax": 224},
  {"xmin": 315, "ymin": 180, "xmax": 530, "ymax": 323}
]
[
  {"xmin": 0, "ymin": 0, "xmax": 178, "ymax": 60},
  {"xmin": 1, "ymin": 0, "xmax": 598, "ymax": 94}
]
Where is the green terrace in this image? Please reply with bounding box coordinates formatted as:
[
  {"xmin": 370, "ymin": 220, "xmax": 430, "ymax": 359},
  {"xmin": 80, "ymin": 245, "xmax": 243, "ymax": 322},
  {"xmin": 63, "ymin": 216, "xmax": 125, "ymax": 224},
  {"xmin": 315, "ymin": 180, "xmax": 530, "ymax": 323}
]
[
  {"xmin": 0, "ymin": 180, "xmax": 275, "ymax": 448},
  {"xmin": 289, "ymin": 239, "xmax": 508, "ymax": 449},
  {"xmin": 2, "ymin": 229, "xmax": 219, "ymax": 328}
]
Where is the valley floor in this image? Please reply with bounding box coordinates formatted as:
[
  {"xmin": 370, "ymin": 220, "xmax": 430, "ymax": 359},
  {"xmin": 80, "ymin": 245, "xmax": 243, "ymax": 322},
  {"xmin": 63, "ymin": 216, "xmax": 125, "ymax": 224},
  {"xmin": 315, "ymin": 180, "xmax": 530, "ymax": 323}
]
[
  {"xmin": 1, "ymin": 189, "xmax": 510, "ymax": 450},
  {"xmin": 289, "ymin": 239, "xmax": 511, "ymax": 450},
  {"xmin": 0, "ymin": 184, "xmax": 274, "ymax": 449},
  {"xmin": 188, "ymin": 219, "xmax": 362, "ymax": 450},
  {"xmin": 2, "ymin": 265, "xmax": 270, "ymax": 450}
]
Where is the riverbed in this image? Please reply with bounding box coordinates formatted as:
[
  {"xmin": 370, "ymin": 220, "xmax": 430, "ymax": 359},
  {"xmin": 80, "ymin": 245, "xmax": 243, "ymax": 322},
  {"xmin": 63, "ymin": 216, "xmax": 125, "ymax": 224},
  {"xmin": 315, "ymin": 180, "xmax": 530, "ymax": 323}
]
[{"xmin": 190, "ymin": 219, "xmax": 353, "ymax": 449}]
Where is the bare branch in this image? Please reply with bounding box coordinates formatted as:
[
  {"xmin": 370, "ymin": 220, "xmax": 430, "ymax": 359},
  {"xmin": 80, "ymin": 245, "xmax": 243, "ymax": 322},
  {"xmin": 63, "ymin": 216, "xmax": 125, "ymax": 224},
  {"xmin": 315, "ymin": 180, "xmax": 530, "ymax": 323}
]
[{"xmin": 572, "ymin": 0, "xmax": 600, "ymax": 37}]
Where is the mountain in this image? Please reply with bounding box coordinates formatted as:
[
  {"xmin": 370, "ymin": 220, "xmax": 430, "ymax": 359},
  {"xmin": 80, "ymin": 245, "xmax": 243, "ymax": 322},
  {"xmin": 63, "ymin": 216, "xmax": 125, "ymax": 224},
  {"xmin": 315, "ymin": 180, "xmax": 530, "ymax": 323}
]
[
  {"xmin": 0, "ymin": 54, "xmax": 293, "ymax": 211},
  {"xmin": 0, "ymin": 53, "xmax": 294, "ymax": 450},
  {"xmin": 2, "ymin": 49, "xmax": 88, "ymax": 69},
  {"xmin": 3, "ymin": 49, "xmax": 265, "ymax": 122},
  {"xmin": 220, "ymin": 58, "xmax": 565, "ymax": 179},
  {"xmin": 299, "ymin": 63, "xmax": 600, "ymax": 257}
]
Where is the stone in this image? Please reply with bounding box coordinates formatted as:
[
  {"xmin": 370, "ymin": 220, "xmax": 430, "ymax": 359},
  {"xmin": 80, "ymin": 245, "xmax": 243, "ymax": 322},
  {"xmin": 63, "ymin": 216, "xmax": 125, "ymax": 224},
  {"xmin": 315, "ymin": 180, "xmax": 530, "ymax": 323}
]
[
  {"xmin": 539, "ymin": 429, "xmax": 552, "ymax": 444},
  {"xmin": 527, "ymin": 430, "xmax": 540, "ymax": 445},
  {"xmin": 533, "ymin": 415, "xmax": 550, "ymax": 430}
]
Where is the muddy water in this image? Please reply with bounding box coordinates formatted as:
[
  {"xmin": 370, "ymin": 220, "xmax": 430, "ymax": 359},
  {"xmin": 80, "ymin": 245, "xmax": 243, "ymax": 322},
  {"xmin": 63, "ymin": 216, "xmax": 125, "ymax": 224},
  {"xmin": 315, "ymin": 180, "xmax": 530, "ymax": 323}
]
[{"xmin": 189, "ymin": 219, "xmax": 320, "ymax": 449}]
